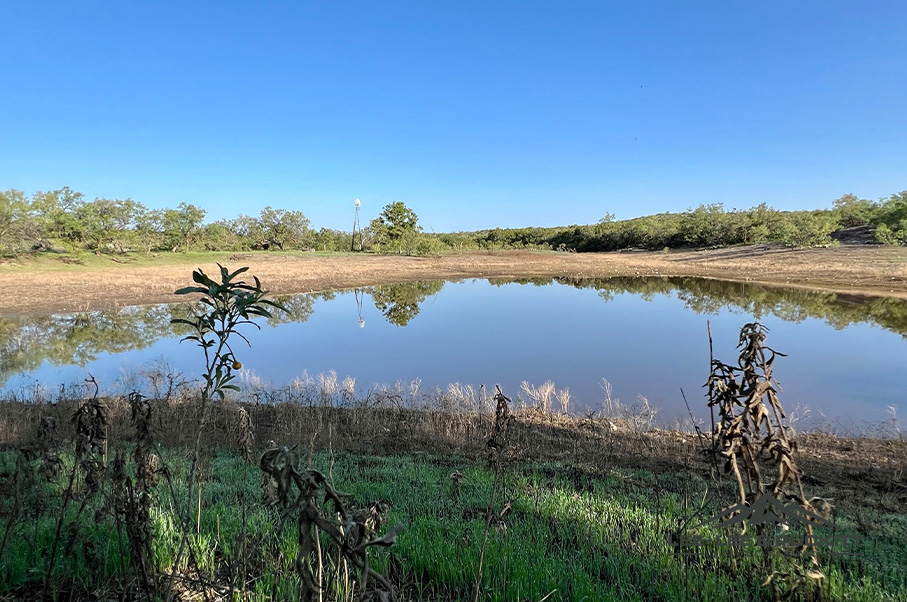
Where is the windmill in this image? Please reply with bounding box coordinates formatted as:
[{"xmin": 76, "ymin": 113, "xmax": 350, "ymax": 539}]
[{"xmin": 351, "ymin": 198, "xmax": 361, "ymax": 251}]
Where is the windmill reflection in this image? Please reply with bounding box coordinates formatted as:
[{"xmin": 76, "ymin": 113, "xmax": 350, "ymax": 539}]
[{"xmin": 354, "ymin": 288, "xmax": 365, "ymax": 328}]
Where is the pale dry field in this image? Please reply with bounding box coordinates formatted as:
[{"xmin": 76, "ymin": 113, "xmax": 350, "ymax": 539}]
[{"xmin": 2, "ymin": 245, "xmax": 906, "ymax": 315}]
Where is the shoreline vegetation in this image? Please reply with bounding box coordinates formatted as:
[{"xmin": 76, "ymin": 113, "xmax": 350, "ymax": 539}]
[
  {"xmin": 2, "ymin": 189, "xmax": 906, "ymax": 262},
  {"xmin": 2, "ymin": 387, "xmax": 905, "ymax": 600}
]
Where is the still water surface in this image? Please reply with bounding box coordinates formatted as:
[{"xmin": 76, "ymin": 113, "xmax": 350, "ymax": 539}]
[{"xmin": 3, "ymin": 277, "xmax": 905, "ymax": 427}]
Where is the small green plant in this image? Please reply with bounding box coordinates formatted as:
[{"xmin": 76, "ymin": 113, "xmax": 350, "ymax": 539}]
[
  {"xmin": 172, "ymin": 264, "xmax": 284, "ymax": 402},
  {"xmin": 166, "ymin": 264, "xmax": 285, "ymax": 598}
]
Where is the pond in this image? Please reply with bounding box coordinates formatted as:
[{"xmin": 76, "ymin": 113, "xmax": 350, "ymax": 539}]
[{"xmin": 2, "ymin": 277, "xmax": 906, "ymax": 431}]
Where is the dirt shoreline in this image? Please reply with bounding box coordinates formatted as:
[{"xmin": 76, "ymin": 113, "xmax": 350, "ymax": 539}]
[{"xmin": 2, "ymin": 245, "xmax": 906, "ymax": 315}]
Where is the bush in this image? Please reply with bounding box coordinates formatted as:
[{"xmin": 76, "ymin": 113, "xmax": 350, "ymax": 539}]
[{"xmin": 876, "ymin": 222, "xmax": 907, "ymax": 245}]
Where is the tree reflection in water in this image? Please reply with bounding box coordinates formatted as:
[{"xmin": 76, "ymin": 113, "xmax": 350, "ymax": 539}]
[
  {"xmin": 368, "ymin": 281, "xmax": 446, "ymax": 326},
  {"xmin": 2, "ymin": 277, "xmax": 905, "ymax": 387},
  {"xmin": 489, "ymin": 276, "xmax": 907, "ymax": 337},
  {"xmin": 0, "ymin": 293, "xmax": 319, "ymax": 387}
]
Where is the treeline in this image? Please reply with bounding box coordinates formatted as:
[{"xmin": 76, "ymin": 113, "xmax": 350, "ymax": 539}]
[
  {"xmin": 448, "ymin": 192, "xmax": 907, "ymax": 252},
  {"xmin": 0, "ymin": 187, "xmax": 352, "ymax": 257},
  {"xmin": 1, "ymin": 187, "xmax": 905, "ymax": 258}
]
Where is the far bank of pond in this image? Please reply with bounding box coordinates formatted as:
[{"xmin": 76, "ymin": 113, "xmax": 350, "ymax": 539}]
[{"xmin": 1, "ymin": 245, "xmax": 906, "ymax": 315}]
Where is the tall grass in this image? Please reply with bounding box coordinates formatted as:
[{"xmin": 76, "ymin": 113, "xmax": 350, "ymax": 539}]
[{"xmin": 2, "ymin": 441, "xmax": 904, "ymax": 601}]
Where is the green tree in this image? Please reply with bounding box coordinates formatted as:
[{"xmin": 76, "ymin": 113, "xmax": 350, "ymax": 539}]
[
  {"xmin": 774, "ymin": 211, "xmax": 838, "ymax": 247},
  {"xmin": 230, "ymin": 214, "xmax": 263, "ymax": 249},
  {"xmin": 0, "ymin": 189, "xmax": 39, "ymax": 255},
  {"xmin": 135, "ymin": 207, "xmax": 165, "ymax": 254},
  {"xmin": 744, "ymin": 203, "xmax": 778, "ymax": 243},
  {"xmin": 370, "ymin": 201, "xmax": 421, "ymax": 251},
  {"xmin": 877, "ymin": 192, "xmax": 907, "ymax": 226},
  {"xmin": 202, "ymin": 219, "xmax": 245, "ymax": 251},
  {"xmin": 870, "ymin": 192, "xmax": 907, "ymax": 245},
  {"xmin": 832, "ymin": 194, "xmax": 878, "ymax": 227},
  {"xmin": 312, "ymin": 227, "xmax": 348, "ymax": 251},
  {"xmin": 680, "ymin": 204, "xmax": 732, "ymax": 247},
  {"xmin": 75, "ymin": 198, "xmax": 142, "ymax": 254},
  {"xmin": 163, "ymin": 202, "xmax": 206, "ymax": 253},
  {"xmin": 257, "ymin": 206, "xmax": 310, "ymax": 250},
  {"xmin": 30, "ymin": 187, "xmax": 84, "ymax": 244}
]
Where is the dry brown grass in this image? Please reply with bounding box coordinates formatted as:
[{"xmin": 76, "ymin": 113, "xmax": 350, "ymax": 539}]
[
  {"xmin": 2, "ymin": 245, "xmax": 907, "ymax": 314},
  {"xmin": 2, "ymin": 396, "xmax": 904, "ymax": 515}
]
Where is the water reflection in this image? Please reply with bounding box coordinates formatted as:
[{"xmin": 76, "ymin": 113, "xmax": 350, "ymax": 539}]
[
  {"xmin": 0, "ymin": 293, "xmax": 317, "ymax": 387},
  {"xmin": 368, "ymin": 281, "xmax": 446, "ymax": 326},
  {"xmin": 490, "ymin": 276, "xmax": 907, "ymax": 337},
  {"xmin": 2, "ymin": 277, "xmax": 906, "ymax": 389},
  {"xmin": 0, "ymin": 304, "xmax": 176, "ymax": 384}
]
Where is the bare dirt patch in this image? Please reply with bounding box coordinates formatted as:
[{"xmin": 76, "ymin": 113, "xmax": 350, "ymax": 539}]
[{"xmin": 2, "ymin": 245, "xmax": 906, "ymax": 315}]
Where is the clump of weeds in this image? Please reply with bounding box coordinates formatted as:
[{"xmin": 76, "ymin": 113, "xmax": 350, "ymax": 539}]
[
  {"xmin": 706, "ymin": 322, "xmax": 829, "ymax": 599},
  {"xmin": 259, "ymin": 444, "xmax": 403, "ymax": 601}
]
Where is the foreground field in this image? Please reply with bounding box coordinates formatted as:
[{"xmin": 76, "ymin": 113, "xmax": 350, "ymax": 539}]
[
  {"xmin": 2, "ymin": 245, "xmax": 907, "ymax": 314},
  {"xmin": 2, "ymin": 398, "xmax": 905, "ymax": 601}
]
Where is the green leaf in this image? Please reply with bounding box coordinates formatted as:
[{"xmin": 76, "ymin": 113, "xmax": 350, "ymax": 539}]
[
  {"xmin": 228, "ymin": 266, "xmax": 250, "ymax": 281},
  {"xmin": 192, "ymin": 269, "xmax": 213, "ymax": 286},
  {"xmin": 175, "ymin": 286, "xmax": 207, "ymax": 295}
]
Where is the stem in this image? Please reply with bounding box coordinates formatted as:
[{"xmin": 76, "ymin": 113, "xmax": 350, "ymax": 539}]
[
  {"xmin": 166, "ymin": 309, "xmax": 239, "ymax": 601},
  {"xmin": 707, "ymin": 320, "xmax": 716, "ymax": 449},
  {"xmin": 316, "ymin": 525, "xmax": 324, "ymax": 602}
]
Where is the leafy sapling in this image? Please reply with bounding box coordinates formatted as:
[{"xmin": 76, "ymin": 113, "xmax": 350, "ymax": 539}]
[
  {"xmin": 164, "ymin": 264, "xmax": 284, "ymax": 599},
  {"xmin": 171, "ymin": 264, "xmax": 285, "ymax": 402}
]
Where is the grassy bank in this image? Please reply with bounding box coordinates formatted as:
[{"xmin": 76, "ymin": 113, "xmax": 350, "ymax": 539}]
[{"xmin": 2, "ymin": 396, "xmax": 905, "ymax": 601}]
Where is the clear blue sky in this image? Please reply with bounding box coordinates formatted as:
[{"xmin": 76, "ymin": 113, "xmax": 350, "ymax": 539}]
[{"xmin": 1, "ymin": 1, "xmax": 905, "ymax": 232}]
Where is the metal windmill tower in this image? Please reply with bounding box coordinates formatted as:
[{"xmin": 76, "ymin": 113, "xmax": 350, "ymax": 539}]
[{"xmin": 351, "ymin": 198, "xmax": 361, "ymax": 251}]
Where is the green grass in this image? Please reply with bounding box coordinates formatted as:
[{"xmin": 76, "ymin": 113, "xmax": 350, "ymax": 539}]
[{"xmin": 1, "ymin": 449, "xmax": 905, "ymax": 601}]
